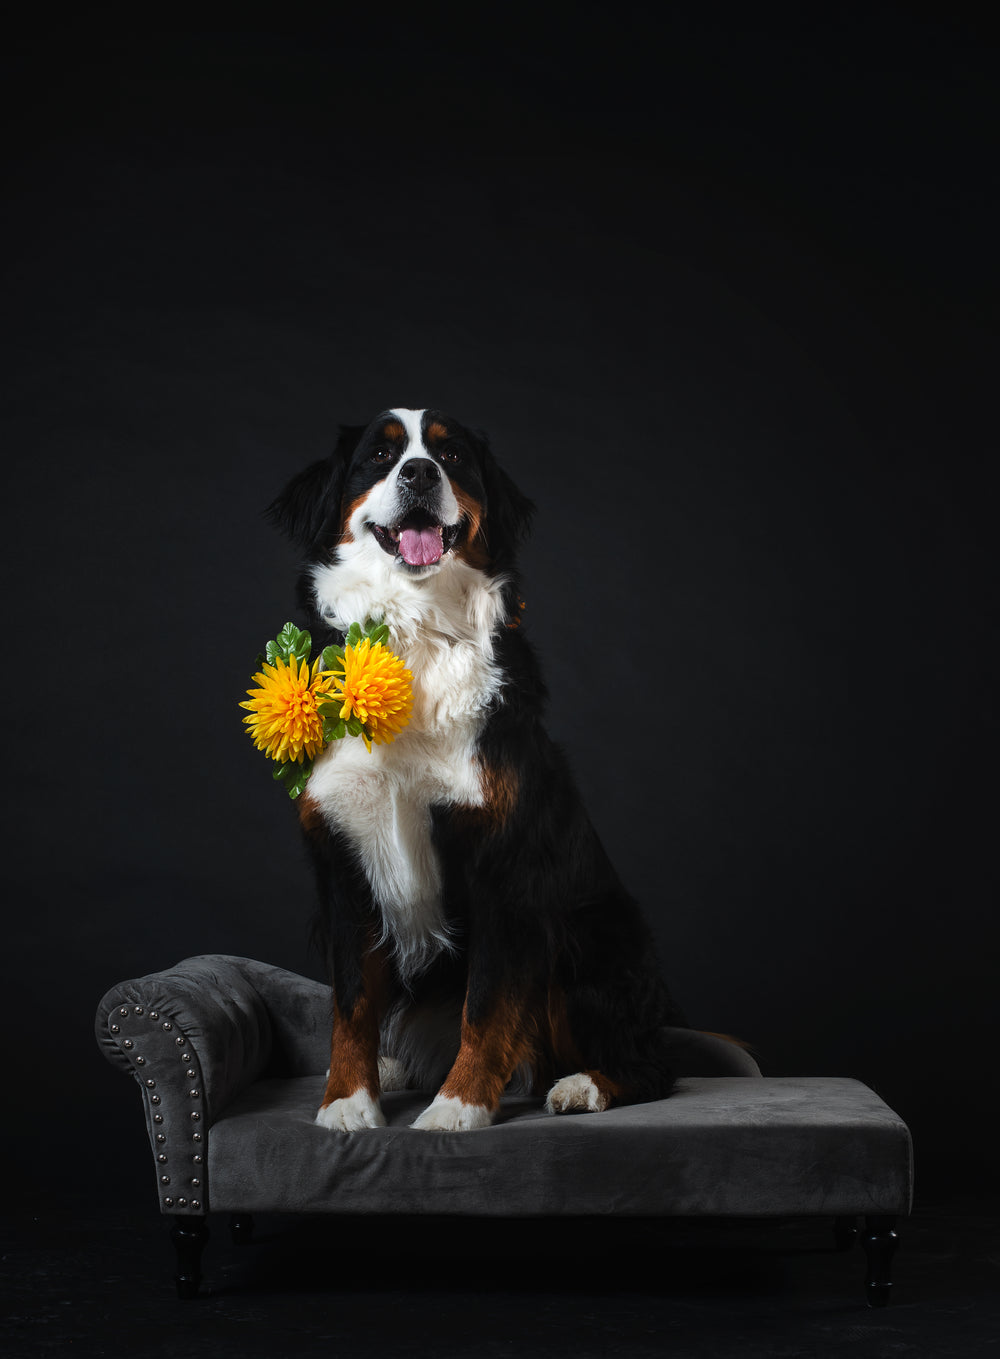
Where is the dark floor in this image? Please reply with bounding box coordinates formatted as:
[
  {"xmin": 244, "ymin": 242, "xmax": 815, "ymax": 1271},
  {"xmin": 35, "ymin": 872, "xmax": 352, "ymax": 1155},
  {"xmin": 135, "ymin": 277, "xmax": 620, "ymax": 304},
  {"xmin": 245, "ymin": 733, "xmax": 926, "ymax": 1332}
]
[{"xmin": 3, "ymin": 1192, "xmax": 998, "ymax": 1359}]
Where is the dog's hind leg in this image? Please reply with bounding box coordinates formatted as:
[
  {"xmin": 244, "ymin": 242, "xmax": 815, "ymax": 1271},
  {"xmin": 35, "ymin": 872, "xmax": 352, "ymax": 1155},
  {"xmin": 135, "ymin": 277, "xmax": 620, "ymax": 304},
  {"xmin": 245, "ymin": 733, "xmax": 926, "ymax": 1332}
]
[
  {"xmin": 547, "ymin": 905, "xmax": 682, "ymax": 1113},
  {"xmin": 545, "ymin": 1070, "xmax": 622, "ymax": 1114}
]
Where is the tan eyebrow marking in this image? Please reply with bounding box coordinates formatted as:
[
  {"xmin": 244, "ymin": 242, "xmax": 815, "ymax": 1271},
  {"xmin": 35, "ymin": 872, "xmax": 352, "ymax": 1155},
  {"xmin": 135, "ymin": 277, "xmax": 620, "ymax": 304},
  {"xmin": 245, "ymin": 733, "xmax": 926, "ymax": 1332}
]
[
  {"xmin": 425, "ymin": 421, "xmax": 450, "ymax": 443},
  {"xmin": 382, "ymin": 420, "xmax": 406, "ymax": 442}
]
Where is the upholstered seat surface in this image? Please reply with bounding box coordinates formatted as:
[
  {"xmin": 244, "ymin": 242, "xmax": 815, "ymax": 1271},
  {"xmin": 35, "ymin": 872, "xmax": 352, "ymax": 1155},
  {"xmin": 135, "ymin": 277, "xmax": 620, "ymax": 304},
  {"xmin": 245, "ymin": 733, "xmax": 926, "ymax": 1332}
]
[
  {"xmin": 207, "ymin": 1074, "xmax": 912, "ymax": 1219},
  {"xmin": 95, "ymin": 957, "xmax": 912, "ymax": 1225}
]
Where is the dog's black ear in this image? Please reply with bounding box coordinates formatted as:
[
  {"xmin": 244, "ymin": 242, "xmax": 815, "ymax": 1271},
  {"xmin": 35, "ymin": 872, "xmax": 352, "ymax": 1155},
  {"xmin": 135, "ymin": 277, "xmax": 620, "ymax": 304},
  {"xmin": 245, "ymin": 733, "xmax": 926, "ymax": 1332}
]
[
  {"xmin": 265, "ymin": 424, "xmax": 365, "ymax": 551},
  {"xmin": 476, "ymin": 431, "xmax": 536, "ymax": 566}
]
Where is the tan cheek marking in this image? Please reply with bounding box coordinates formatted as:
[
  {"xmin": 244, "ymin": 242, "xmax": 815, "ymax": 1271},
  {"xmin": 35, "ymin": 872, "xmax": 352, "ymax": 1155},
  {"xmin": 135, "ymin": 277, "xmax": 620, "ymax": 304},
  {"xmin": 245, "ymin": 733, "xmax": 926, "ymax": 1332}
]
[
  {"xmin": 452, "ymin": 486, "xmax": 489, "ymax": 568},
  {"xmin": 339, "ymin": 490, "xmax": 375, "ymax": 545}
]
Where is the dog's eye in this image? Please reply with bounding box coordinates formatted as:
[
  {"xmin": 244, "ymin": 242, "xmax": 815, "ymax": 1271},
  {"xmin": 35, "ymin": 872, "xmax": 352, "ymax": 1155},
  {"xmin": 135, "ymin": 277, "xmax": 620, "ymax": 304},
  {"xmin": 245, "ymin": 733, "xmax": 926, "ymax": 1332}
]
[
  {"xmin": 370, "ymin": 447, "xmax": 394, "ymax": 464},
  {"xmin": 438, "ymin": 448, "xmax": 461, "ymax": 465}
]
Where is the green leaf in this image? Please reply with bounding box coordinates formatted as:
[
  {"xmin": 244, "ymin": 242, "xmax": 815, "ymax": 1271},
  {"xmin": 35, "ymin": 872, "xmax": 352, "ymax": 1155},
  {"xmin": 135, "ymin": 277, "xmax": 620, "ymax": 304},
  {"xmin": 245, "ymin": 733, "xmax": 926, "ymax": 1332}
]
[
  {"xmin": 321, "ymin": 644, "xmax": 345, "ymax": 670},
  {"xmin": 274, "ymin": 621, "xmax": 312, "ymax": 663},
  {"xmin": 345, "ymin": 715, "xmax": 363, "ymax": 737},
  {"xmin": 323, "ymin": 718, "xmax": 347, "ymax": 742},
  {"xmin": 368, "ymin": 623, "xmax": 390, "ymax": 647},
  {"xmin": 272, "ymin": 759, "xmax": 313, "ymax": 799},
  {"xmin": 285, "ymin": 769, "xmax": 311, "ymax": 799},
  {"xmin": 346, "ymin": 621, "xmax": 363, "ymax": 648}
]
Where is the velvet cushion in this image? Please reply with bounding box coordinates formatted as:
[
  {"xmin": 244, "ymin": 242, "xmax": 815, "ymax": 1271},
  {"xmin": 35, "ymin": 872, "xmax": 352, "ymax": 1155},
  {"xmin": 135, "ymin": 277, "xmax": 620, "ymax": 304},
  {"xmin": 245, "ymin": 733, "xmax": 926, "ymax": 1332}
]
[{"xmin": 208, "ymin": 1075, "xmax": 912, "ymax": 1219}]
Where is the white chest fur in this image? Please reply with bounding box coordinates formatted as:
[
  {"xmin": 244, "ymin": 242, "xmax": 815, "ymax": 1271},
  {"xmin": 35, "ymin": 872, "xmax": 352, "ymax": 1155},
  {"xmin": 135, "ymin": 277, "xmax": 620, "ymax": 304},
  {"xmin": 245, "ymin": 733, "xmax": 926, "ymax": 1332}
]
[{"xmin": 306, "ymin": 554, "xmax": 507, "ymax": 976}]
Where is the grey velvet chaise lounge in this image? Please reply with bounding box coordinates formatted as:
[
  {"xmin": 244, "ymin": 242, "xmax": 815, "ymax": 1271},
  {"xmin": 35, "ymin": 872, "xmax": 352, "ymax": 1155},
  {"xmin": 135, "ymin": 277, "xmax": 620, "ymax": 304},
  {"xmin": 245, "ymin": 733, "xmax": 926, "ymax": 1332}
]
[{"xmin": 95, "ymin": 954, "xmax": 913, "ymax": 1306}]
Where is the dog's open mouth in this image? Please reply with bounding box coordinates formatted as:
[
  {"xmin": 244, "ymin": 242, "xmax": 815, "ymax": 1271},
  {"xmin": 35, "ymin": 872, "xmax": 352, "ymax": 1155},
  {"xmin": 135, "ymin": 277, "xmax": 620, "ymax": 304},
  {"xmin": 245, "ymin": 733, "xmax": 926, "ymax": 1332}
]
[{"xmin": 370, "ymin": 513, "xmax": 461, "ymax": 568}]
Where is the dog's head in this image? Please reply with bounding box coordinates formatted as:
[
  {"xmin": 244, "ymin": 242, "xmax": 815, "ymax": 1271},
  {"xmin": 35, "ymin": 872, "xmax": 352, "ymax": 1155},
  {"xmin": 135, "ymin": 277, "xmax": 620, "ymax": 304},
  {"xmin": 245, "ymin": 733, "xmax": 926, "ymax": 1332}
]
[{"xmin": 268, "ymin": 408, "xmax": 534, "ymax": 584}]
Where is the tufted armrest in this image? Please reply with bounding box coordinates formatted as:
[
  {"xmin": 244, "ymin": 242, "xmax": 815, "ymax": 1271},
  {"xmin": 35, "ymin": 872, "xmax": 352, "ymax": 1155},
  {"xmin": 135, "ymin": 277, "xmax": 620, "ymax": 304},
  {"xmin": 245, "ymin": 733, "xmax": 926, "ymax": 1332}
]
[{"xmin": 95, "ymin": 954, "xmax": 281, "ymax": 1215}]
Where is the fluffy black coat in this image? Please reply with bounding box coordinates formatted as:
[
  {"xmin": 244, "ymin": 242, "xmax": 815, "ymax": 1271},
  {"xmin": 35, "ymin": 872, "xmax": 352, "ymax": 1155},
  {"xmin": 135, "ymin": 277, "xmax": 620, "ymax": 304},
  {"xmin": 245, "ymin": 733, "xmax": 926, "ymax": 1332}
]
[{"xmin": 267, "ymin": 409, "xmax": 687, "ymax": 1127}]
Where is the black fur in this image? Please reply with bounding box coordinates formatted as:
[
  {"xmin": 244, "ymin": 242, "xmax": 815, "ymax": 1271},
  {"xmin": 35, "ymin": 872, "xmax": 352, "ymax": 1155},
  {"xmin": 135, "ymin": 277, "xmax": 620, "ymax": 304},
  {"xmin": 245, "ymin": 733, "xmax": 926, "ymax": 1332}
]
[{"xmin": 268, "ymin": 409, "xmax": 687, "ymax": 1116}]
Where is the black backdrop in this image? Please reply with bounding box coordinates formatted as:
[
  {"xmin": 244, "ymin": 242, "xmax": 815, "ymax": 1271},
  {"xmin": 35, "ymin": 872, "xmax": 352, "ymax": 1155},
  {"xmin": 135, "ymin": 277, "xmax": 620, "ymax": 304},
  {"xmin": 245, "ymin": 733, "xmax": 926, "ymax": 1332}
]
[{"xmin": 3, "ymin": 13, "xmax": 995, "ymax": 1204}]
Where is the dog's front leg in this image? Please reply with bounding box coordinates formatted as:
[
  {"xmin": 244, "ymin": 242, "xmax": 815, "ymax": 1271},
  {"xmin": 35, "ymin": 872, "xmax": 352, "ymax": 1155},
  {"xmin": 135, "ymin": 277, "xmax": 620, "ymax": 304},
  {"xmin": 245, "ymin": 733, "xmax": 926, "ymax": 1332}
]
[
  {"xmin": 411, "ymin": 983, "xmax": 535, "ymax": 1131},
  {"xmin": 316, "ymin": 941, "xmax": 389, "ymax": 1132}
]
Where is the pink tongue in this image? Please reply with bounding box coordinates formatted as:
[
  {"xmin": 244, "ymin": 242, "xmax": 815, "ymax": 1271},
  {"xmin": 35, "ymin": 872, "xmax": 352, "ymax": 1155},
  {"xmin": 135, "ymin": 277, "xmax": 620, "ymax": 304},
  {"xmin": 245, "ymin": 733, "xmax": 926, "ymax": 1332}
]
[{"xmin": 399, "ymin": 526, "xmax": 443, "ymax": 566}]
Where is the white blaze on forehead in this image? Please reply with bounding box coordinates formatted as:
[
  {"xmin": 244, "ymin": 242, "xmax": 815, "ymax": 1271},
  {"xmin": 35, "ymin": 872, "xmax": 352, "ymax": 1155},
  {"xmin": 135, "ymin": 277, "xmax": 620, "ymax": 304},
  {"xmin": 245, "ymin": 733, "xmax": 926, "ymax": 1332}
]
[
  {"xmin": 387, "ymin": 407, "xmax": 444, "ymax": 480},
  {"xmin": 389, "ymin": 407, "xmax": 427, "ymax": 452}
]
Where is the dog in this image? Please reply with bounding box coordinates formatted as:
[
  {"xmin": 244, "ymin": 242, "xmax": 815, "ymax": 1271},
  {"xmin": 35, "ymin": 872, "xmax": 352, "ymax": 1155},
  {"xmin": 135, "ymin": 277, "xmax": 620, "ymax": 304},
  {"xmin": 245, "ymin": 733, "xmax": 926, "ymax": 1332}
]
[{"xmin": 267, "ymin": 407, "xmax": 689, "ymax": 1131}]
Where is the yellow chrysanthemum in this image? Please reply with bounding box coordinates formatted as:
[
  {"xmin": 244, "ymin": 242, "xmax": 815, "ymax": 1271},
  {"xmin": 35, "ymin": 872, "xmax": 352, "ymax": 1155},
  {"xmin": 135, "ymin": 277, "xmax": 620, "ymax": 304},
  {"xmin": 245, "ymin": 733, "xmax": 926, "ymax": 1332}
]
[
  {"xmin": 327, "ymin": 637, "xmax": 414, "ymax": 752},
  {"xmin": 240, "ymin": 654, "xmax": 332, "ymax": 764}
]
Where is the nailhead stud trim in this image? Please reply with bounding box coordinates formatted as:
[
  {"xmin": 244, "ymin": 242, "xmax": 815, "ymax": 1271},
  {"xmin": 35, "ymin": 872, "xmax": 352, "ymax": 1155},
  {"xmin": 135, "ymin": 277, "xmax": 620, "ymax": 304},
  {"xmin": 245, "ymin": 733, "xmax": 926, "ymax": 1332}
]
[{"xmin": 112, "ymin": 1003, "xmax": 209, "ymax": 1216}]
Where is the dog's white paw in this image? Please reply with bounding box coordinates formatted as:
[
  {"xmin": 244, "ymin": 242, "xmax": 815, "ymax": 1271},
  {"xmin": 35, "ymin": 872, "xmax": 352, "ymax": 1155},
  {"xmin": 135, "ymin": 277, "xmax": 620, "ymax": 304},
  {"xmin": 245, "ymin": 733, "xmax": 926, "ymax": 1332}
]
[
  {"xmin": 378, "ymin": 1055, "xmax": 409, "ymax": 1093},
  {"xmin": 411, "ymin": 1094, "xmax": 494, "ymax": 1131},
  {"xmin": 545, "ymin": 1073, "xmax": 610, "ymax": 1115},
  {"xmin": 315, "ymin": 1089, "xmax": 386, "ymax": 1131}
]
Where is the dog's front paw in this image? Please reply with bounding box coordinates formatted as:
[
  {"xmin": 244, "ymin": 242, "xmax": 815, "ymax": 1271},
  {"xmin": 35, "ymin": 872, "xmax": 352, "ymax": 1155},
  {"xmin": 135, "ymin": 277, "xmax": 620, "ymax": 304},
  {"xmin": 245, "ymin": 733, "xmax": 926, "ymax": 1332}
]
[
  {"xmin": 545, "ymin": 1073, "xmax": 610, "ymax": 1115},
  {"xmin": 315, "ymin": 1089, "xmax": 386, "ymax": 1131},
  {"xmin": 411, "ymin": 1094, "xmax": 494, "ymax": 1131}
]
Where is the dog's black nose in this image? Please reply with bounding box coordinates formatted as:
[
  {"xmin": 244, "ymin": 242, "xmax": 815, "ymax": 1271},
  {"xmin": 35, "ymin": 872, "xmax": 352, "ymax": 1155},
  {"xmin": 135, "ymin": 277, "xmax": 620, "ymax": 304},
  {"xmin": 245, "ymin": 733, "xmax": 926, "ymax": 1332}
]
[{"xmin": 398, "ymin": 458, "xmax": 441, "ymax": 495}]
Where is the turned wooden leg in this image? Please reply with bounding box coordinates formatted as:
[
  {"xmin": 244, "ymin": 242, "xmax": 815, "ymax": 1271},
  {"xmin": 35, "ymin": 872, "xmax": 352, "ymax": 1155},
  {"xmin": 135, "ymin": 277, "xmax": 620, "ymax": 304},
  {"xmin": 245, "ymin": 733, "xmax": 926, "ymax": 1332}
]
[
  {"xmin": 171, "ymin": 1214, "xmax": 209, "ymax": 1299},
  {"xmin": 834, "ymin": 1215, "xmax": 858, "ymax": 1251},
  {"xmin": 229, "ymin": 1212, "xmax": 255, "ymax": 1245},
  {"xmin": 862, "ymin": 1215, "xmax": 898, "ymax": 1307}
]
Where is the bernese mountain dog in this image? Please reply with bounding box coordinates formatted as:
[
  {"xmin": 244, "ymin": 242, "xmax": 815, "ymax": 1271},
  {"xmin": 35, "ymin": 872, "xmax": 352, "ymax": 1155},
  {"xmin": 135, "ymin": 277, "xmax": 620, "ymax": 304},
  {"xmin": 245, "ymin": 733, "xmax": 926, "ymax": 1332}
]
[{"xmin": 267, "ymin": 406, "xmax": 689, "ymax": 1132}]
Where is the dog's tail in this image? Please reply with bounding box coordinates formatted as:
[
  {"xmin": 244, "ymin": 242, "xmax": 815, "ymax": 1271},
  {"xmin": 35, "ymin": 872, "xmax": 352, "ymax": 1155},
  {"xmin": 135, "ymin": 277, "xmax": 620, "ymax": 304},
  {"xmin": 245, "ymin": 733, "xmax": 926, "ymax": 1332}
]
[{"xmin": 699, "ymin": 1030, "xmax": 757, "ymax": 1055}]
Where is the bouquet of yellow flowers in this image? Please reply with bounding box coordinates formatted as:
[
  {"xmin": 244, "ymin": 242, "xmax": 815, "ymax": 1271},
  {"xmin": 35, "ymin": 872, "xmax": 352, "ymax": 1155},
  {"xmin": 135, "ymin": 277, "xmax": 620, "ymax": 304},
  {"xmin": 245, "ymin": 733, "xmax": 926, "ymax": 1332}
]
[{"xmin": 240, "ymin": 620, "xmax": 414, "ymax": 798}]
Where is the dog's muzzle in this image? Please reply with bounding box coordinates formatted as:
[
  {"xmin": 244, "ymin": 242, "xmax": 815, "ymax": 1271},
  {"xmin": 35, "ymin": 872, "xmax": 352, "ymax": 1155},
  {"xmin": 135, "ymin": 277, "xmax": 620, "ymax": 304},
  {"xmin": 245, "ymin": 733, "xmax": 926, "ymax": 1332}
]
[{"xmin": 370, "ymin": 459, "xmax": 460, "ymax": 567}]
